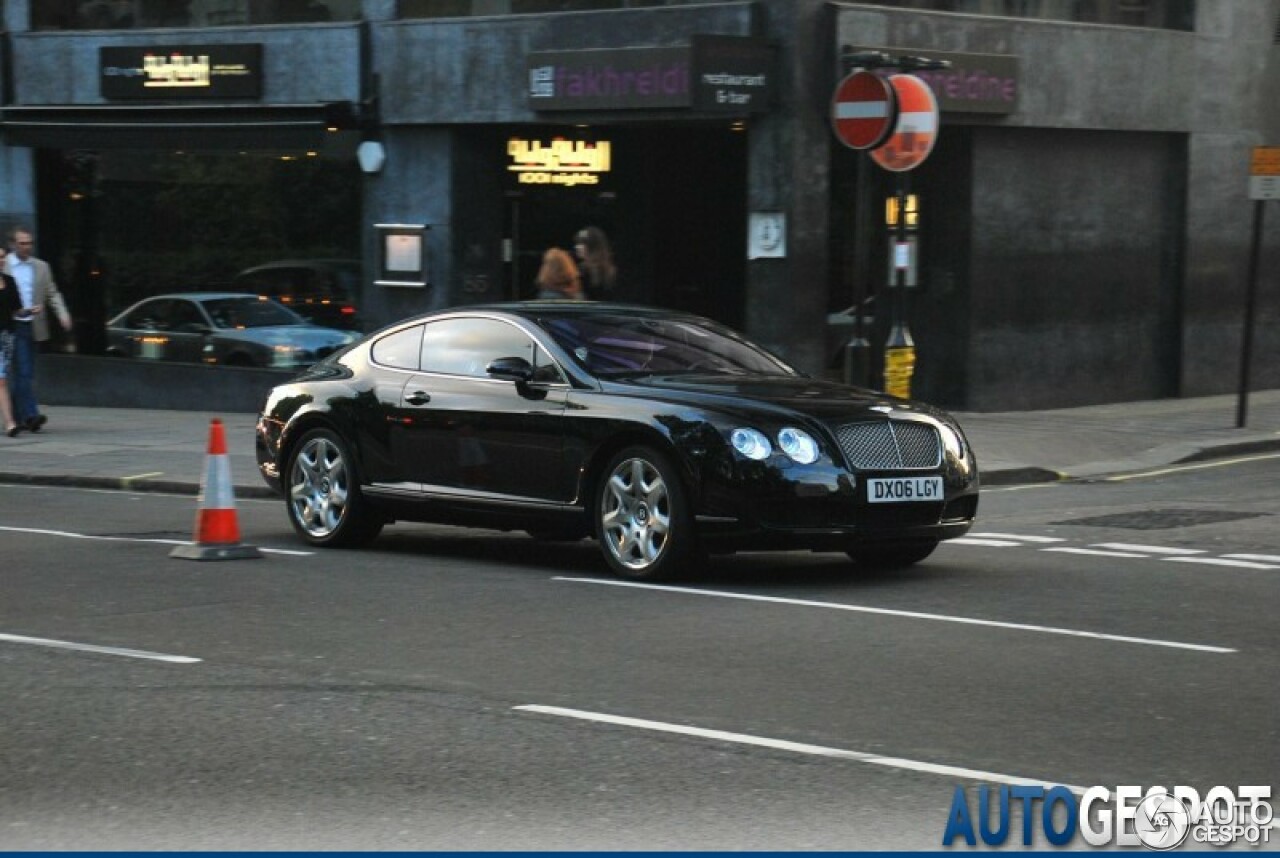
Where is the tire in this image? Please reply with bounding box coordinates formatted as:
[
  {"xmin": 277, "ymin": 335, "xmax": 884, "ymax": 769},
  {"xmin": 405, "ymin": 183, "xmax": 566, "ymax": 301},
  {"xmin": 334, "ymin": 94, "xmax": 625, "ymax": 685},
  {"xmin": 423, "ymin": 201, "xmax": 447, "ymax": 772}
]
[
  {"xmin": 285, "ymin": 427, "xmax": 384, "ymax": 548},
  {"xmin": 847, "ymin": 540, "xmax": 939, "ymax": 569},
  {"xmin": 595, "ymin": 445, "xmax": 696, "ymax": 581}
]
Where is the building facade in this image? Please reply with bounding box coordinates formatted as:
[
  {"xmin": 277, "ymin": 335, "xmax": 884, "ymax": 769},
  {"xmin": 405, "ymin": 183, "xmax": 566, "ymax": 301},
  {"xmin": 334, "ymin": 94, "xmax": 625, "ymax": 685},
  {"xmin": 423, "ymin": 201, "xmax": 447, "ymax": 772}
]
[{"xmin": 0, "ymin": 0, "xmax": 1276, "ymax": 410}]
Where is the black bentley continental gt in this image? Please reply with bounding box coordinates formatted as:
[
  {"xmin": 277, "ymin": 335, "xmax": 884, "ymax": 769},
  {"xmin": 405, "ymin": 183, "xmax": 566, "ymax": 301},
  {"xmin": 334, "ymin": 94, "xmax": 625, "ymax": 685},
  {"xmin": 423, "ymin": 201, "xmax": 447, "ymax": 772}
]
[{"xmin": 255, "ymin": 302, "xmax": 979, "ymax": 580}]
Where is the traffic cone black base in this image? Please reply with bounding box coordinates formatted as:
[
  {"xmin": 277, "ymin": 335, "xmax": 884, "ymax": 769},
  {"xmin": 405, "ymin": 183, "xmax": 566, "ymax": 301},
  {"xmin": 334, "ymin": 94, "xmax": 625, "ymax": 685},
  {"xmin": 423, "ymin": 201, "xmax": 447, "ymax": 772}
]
[{"xmin": 170, "ymin": 542, "xmax": 263, "ymax": 561}]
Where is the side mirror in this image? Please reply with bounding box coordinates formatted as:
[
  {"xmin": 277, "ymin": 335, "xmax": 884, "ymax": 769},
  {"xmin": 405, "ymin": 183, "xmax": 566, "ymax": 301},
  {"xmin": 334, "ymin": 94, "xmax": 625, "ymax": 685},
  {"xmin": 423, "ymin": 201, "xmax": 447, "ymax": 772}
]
[{"xmin": 486, "ymin": 355, "xmax": 534, "ymax": 383}]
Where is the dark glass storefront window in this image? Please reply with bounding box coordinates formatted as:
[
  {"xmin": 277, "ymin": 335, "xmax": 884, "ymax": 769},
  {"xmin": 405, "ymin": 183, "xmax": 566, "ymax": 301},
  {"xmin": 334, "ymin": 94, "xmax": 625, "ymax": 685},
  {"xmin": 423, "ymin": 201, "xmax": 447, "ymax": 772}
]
[
  {"xmin": 32, "ymin": 0, "xmax": 359, "ymax": 29},
  {"xmin": 855, "ymin": 0, "xmax": 1195, "ymax": 31},
  {"xmin": 42, "ymin": 149, "xmax": 361, "ymax": 358},
  {"xmin": 398, "ymin": 0, "xmax": 673, "ymax": 18}
]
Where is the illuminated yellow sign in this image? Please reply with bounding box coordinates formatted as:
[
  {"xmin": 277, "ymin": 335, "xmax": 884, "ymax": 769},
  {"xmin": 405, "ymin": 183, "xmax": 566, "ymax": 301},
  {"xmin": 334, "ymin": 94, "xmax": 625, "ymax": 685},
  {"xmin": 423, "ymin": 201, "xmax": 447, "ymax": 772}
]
[
  {"xmin": 507, "ymin": 137, "xmax": 612, "ymax": 187},
  {"xmin": 143, "ymin": 53, "xmax": 211, "ymax": 88}
]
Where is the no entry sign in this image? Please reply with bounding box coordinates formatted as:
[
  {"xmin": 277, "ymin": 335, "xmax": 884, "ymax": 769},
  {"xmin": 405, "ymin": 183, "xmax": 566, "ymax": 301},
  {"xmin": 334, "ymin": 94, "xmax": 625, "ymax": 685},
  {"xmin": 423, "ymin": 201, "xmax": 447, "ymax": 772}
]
[
  {"xmin": 869, "ymin": 74, "xmax": 940, "ymax": 172},
  {"xmin": 830, "ymin": 70, "xmax": 898, "ymax": 151}
]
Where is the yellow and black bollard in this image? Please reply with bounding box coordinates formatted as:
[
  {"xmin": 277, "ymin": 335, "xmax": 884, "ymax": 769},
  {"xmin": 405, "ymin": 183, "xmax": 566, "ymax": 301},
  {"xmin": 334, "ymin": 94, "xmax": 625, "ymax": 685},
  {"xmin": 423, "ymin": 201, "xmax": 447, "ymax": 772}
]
[
  {"xmin": 883, "ymin": 322, "xmax": 915, "ymax": 399},
  {"xmin": 882, "ymin": 183, "xmax": 917, "ymax": 398}
]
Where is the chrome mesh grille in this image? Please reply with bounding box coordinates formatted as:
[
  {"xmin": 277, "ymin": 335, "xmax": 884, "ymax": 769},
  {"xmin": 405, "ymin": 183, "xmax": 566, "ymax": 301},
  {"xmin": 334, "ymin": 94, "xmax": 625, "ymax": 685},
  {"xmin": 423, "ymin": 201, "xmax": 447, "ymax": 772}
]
[{"xmin": 834, "ymin": 420, "xmax": 941, "ymax": 470}]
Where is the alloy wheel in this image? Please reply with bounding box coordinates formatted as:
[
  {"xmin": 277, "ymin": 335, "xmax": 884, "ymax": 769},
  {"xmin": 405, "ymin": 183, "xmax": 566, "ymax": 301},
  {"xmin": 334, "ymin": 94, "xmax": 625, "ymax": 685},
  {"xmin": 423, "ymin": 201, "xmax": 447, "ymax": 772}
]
[
  {"xmin": 289, "ymin": 435, "xmax": 350, "ymax": 539},
  {"xmin": 600, "ymin": 456, "xmax": 672, "ymax": 572}
]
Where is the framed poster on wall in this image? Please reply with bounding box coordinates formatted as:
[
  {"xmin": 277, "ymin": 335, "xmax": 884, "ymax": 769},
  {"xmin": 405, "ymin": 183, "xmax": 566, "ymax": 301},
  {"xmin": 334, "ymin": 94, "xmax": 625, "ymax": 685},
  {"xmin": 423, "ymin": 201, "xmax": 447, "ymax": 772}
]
[{"xmin": 375, "ymin": 224, "xmax": 428, "ymax": 287}]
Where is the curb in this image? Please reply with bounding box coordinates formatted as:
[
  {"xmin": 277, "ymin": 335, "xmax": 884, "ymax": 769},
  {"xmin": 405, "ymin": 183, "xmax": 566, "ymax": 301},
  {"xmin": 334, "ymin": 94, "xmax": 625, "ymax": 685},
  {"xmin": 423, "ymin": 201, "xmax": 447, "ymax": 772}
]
[
  {"xmin": 979, "ymin": 466, "xmax": 1067, "ymax": 487},
  {"xmin": 0, "ymin": 471, "xmax": 278, "ymax": 500}
]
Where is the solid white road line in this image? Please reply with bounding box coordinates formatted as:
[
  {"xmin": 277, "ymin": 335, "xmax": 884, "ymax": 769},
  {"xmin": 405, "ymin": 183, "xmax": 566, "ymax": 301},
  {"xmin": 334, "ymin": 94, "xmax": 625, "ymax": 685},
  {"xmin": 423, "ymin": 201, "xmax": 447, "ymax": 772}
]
[
  {"xmin": 553, "ymin": 578, "xmax": 1236, "ymax": 654},
  {"xmin": 514, "ymin": 704, "xmax": 1089, "ymax": 794},
  {"xmin": 0, "ymin": 524, "xmax": 312, "ymax": 556},
  {"xmin": 969, "ymin": 533, "xmax": 1066, "ymax": 543},
  {"xmin": 1164, "ymin": 556, "xmax": 1280, "ymax": 571},
  {"xmin": 1090, "ymin": 543, "xmax": 1205, "ymax": 555},
  {"xmin": 1041, "ymin": 547, "xmax": 1151, "ymax": 559},
  {"xmin": 1224, "ymin": 553, "xmax": 1280, "ymax": 564},
  {"xmin": 949, "ymin": 537, "xmax": 1027, "ymax": 547},
  {"xmin": 0, "ymin": 632, "xmax": 201, "ymax": 664}
]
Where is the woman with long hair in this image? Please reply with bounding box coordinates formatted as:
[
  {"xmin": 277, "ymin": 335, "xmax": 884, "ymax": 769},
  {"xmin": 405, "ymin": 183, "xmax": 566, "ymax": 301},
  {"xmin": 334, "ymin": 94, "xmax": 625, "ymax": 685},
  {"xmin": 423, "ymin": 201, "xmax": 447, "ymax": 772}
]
[
  {"xmin": 534, "ymin": 247, "xmax": 583, "ymax": 300},
  {"xmin": 0, "ymin": 247, "xmax": 23, "ymax": 437},
  {"xmin": 573, "ymin": 226, "xmax": 617, "ymax": 300}
]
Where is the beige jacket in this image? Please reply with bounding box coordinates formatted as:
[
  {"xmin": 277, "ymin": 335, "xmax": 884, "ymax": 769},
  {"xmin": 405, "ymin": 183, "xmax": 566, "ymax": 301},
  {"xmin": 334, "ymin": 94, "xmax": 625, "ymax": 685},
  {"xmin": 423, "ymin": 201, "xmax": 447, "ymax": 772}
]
[{"xmin": 6, "ymin": 255, "xmax": 71, "ymax": 342}]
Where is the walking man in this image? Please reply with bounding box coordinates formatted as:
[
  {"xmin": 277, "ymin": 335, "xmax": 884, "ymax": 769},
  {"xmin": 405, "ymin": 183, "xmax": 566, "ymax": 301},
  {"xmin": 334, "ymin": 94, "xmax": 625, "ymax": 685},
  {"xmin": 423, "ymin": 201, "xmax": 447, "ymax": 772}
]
[{"xmin": 6, "ymin": 227, "xmax": 72, "ymax": 432}]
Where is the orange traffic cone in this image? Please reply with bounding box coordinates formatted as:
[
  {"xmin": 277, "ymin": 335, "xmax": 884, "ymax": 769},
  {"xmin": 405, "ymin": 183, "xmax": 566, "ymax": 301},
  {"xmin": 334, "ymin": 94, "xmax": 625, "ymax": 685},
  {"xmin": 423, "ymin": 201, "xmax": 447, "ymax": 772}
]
[{"xmin": 171, "ymin": 418, "xmax": 262, "ymax": 561}]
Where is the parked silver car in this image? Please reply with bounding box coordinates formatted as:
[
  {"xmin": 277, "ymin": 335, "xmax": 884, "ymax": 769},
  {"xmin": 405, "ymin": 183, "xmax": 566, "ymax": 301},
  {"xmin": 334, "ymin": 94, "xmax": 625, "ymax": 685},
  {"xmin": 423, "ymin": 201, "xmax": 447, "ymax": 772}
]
[{"xmin": 106, "ymin": 293, "xmax": 359, "ymax": 369}]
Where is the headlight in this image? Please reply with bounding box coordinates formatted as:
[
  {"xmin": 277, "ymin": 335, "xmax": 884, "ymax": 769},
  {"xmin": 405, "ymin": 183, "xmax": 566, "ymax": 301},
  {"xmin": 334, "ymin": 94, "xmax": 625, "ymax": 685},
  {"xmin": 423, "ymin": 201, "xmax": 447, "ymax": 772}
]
[
  {"xmin": 730, "ymin": 427, "xmax": 772, "ymax": 460},
  {"xmin": 938, "ymin": 423, "xmax": 967, "ymax": 459},
  {"xmin": 777, "ymin": 426, "xmax": 820, "ymax": 464}
]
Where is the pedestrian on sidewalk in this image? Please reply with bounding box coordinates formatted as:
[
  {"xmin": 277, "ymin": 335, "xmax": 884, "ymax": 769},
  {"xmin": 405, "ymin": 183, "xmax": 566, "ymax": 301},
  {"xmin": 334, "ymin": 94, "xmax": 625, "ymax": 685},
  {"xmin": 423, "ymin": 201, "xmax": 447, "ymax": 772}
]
[
  {"xmin": 534, "ymin": 247, "xmax": 584, "ymax": 300},
  {"xmin": 573, "ymin": 226, "xmax": 617, "ymax": 301},
  {"xmin": 5, "ymin": 226, "xmax": 72, "ymax": 433},
  {"xmin": 0, "ymin": 246, "xmax": 22, "ymax": 437}
]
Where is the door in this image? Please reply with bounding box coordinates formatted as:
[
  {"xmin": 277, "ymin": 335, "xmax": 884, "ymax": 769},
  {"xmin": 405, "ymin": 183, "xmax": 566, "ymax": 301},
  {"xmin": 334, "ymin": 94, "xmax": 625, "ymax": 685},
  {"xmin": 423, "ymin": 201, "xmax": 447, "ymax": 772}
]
[{"xmin": 395, "ymin": 317, "xmax": 571, "ymax": 502}]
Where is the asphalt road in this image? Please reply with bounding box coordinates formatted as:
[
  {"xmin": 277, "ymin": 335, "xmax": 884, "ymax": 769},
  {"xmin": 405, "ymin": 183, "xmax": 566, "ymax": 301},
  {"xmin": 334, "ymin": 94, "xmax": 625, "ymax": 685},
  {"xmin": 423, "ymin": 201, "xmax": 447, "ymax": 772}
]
[{"xmin": 2, "ymin": 454, "xmax": 1278, "ymax": 850}]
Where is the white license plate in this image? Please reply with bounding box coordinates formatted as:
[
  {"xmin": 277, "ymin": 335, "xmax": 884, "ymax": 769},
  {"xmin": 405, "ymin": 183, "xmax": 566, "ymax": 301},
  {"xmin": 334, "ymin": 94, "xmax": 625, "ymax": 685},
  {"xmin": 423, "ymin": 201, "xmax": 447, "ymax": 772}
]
[{"xmin": 867, "ymin": 475, "xmax": 943, "ymax": 504}]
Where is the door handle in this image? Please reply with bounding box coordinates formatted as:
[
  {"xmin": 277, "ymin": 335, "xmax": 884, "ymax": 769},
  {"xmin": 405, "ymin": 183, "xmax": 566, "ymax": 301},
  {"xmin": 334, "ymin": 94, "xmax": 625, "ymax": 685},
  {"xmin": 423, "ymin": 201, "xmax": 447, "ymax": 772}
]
[{"xmin": 404, "ymin": 391, "xmax": 431, "ymax": 406}]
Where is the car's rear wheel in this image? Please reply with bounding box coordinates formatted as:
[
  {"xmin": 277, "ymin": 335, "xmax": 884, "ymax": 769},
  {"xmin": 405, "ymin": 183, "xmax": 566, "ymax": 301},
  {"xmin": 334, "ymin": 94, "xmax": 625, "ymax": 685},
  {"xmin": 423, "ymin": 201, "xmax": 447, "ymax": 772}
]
[
  {"xmin": 595, "ymin": 446, "xmax": 695, "ymax": 581},
  {"xmin": 285, "ymin": 427, "xmax": 383, "ymax": 547},
  {"xmin": 847, "ymin": 540, "xmax": 939, "ymax": 569}
]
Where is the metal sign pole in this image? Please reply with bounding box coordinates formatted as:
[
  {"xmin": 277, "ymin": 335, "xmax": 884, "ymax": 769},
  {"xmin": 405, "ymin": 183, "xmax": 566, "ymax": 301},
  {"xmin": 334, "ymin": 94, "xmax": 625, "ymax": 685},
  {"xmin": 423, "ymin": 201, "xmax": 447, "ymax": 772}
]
[
  {"xmin": 1236, "ymin": 199, "xmax": 1265, "ymax": 428},
  {"xmin": 884, "ymin": 172, "xmax": 915, "ymax": 398}
]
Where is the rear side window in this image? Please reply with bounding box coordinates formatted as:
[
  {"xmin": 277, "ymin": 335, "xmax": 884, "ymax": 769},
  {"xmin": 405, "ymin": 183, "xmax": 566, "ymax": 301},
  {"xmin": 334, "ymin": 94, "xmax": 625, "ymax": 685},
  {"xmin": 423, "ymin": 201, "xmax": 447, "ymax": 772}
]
[
  {"xmin": 421, "ymin": 318, "xmax": 536, "ymax": 378},
  {"xmin": 371, "ymin": 324, "xmax": 424, "ymax": 370}
]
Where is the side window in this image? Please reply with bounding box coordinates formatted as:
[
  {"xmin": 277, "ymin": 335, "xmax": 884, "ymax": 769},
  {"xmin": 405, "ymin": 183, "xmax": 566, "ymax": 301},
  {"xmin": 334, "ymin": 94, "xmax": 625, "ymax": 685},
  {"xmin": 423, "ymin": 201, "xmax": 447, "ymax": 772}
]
[
  {"xmin": 421, "ymin": 318, "xmax": 536, "ymax": 378},
  {"xmin": 169, "ymin": 300, "xmax": 208, "ymax": 333},
  {"xmin": 371, "ymin": 324, "xmax": 425, "ymax": 370},
  {"xmin": 127, "ymin": 300, "xmax": 169, "ymax": 330}
]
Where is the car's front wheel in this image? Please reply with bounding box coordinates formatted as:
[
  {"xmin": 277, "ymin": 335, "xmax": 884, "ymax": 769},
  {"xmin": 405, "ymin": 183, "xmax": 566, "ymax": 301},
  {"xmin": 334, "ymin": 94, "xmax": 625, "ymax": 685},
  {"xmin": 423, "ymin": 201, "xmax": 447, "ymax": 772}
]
[
  {"xmin": 595, "ymin": 446, "xmax": 695, "ymax": 581},
  {"xmin": 847, "ymin": 540, "xmax": 939, "ymax": 569},
  {"xmin": 285, "ymin": 427, "xmax": 383, "ymax": 547}
]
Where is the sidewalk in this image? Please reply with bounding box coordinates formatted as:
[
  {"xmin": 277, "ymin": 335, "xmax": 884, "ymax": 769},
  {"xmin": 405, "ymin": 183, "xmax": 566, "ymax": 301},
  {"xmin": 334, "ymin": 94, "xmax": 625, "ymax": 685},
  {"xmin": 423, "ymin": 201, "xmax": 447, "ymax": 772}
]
[{"xmin": 0, "ymin": 390, "xmax": 1277, "ymax": 498}]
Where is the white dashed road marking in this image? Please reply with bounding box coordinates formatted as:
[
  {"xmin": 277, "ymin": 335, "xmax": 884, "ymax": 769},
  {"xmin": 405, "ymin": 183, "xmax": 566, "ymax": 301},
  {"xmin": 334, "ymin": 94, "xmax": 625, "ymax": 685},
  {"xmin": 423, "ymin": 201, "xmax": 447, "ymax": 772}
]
[
  {"xmin": 514, "ymin": 704, "xmax": 1090, "ymax": 794},
  {"xmin": 949, "ymin": 532, "xmax": 1278, "ymax": 570},
  {"xmin": 0, "ymin": 633, "xmax": 201, "ymax": 664},
  {"xmin": 554, "ymin": 578, "xmax": 1236, "ymax": 654}
]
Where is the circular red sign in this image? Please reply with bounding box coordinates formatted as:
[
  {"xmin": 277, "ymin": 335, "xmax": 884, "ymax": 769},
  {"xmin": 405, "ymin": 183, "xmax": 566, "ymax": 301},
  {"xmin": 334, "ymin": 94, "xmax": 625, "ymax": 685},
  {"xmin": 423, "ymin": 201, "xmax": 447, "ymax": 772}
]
[
  {"xmin": 830, "ymin": 70, "xmax": 898, "ymax": 151},
  {"xmin": 869, "ymin": 74, "xmax": 940, "ymax": 172}
]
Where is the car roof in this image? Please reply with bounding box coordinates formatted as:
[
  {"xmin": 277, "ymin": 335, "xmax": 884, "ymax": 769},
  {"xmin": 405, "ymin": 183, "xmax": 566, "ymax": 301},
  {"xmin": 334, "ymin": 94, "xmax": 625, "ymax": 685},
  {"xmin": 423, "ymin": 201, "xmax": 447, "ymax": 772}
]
[
  {"xmin": 452, "ymin": 300, "xmax": 705, "ymax": 321},
  {"xmin": 135, "ymin": 292, "xmax": 268, "ymax": 302},
  {"xmin": 236, "ymin": 259, "xmax": 360, "ymax": 273}
]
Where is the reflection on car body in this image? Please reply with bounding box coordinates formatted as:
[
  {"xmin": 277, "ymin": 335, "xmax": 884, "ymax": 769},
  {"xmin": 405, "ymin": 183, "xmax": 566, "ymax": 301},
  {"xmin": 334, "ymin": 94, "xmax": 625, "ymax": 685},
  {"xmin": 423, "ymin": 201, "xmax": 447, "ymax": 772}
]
[
  {"xmin": 255, "ymin": 301, "xmax": 979, "ymax": 580},
  {"xmin": 106, "ymin": 292, "xmax": 359, "ymax": 369}
]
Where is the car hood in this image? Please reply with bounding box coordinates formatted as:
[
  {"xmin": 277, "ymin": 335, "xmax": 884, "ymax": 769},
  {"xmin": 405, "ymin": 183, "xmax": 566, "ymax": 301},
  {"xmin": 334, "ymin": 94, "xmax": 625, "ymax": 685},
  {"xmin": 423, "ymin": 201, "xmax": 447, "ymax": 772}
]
[
  {"xmin": 217, "ymin": 325, "xmax": 357, "ymax": 348},
  {"xmin": 602, "ymin": 373, "xmax": 953, "ymax": 424}
]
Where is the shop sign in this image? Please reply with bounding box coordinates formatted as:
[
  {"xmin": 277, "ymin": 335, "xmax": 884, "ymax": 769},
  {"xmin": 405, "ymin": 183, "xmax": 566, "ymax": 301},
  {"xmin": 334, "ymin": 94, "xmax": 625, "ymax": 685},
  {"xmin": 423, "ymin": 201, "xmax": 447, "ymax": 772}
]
[
  {"xmin": 527, "ymin": 47, "xmax": 689, "ymax": 111},
  {"xmin": 527, "ymin": 36, "xmax": 774, "ymax": 113},
  {"xmin": 844, "ymin": 45, "xmax": 1017, "ymax": 115},
  {"xmin": 507, "ymin": 137, "xmax": 612, "ymax": 188},
  {"xmin": 100, "ymin": 44, "xmax": 263, "ymax": 100},
  {"xmin": 690, "ymin": 35, "xmax": 775, "ymax": 113}
]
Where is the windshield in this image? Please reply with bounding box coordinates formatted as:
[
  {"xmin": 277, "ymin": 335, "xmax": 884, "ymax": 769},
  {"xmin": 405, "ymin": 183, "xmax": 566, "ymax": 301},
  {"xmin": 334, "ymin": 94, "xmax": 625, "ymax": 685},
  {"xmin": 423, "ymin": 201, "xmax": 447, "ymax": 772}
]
[
  {"xmin": 203, "ymin": 297, "xmax": 305, "ymax": 329},
  {"xmin": 537, "ymin": 314, "xmax": 796, "ymax": 378}
]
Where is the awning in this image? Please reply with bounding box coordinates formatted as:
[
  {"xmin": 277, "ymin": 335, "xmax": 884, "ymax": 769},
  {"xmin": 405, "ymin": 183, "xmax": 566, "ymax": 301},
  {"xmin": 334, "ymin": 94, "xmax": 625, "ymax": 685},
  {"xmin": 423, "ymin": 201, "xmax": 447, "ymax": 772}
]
[{"xmin": 0, "ymin": 101, "xmax": 364, "ymax": 150}]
